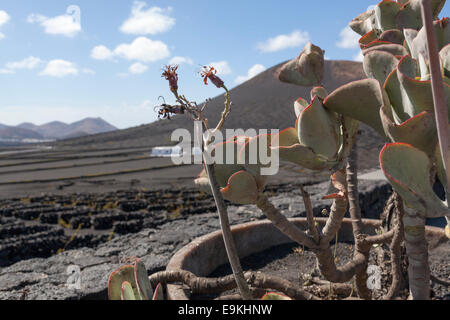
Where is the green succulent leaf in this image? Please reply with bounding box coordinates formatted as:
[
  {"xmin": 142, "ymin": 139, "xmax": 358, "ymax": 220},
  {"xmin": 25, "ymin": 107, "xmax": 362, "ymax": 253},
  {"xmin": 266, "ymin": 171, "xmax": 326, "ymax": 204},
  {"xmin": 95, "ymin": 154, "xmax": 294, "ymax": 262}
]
[
  {"xmin": 359, "ymin": 30, "xmax": 378, "ymax": 49},
  {"xmin": 134, "ymin": 260, "xmax": 153, "ymax": 300},
  {"xmin": 380, "ymin": 105, "xmax": 438, "ymax": 155},
  {"xmin": 121, "ymin": 282, "xmax": 137, "ymax": 301},
  {"xmin": 261, "ymin": 292, "xmax": 292, "ymax": 300},
  {"xmin": 271, "ymin": 128, "xmax": 335, "ymax": 171},
  {"xmin": 294, "ymin": 97, "xmax": 310, "ymax": 119},
  {"xmin": 210, "ymin": 140, "xmax": 247, "ymax": 188},
  {"xmin": 440, "ymin": 44, "xmax": 450, "ymax": 78},
  {"xmin": 435, "ymin": 135, "xmax": 449, "ymax": 191},
  {"xmin": 379, "ymin": 29, "xmax": 405, "ymax": 45},
  {"xmin": 298, "ymin": 97, "xmax": 341, "ymax": 159},
  {"xmin": 374, "ymin": 0, "xmax": 402, "ymax": 32},
  {"xmin": 404, "ymin": 28, "xmax": 419, "ymax": 54},
  {"xmin": 278, "ymin": 42, "xmax": 325, "ymax": 87},
  {"xmin": 152, "ymin": 283, "xmax": 164, "ymax": 300},
  {"xmin": 363, "ymin": 50, "xmax": 399, "ymax": 84},
  {"xmin": 396, "ymin": 0, "xmax": 446, "ymax": 31},
  {"xmin": 410, "ymin": 17, "xmax": 450, "ymax": 63},
  {"xmin": 108, "ymin": 265, "xmax": 140, "ymax": 300},
  {"xmin": 362, "ymin": 43, "xmax": 409, "ymax": 56},
  {"xmin": 221, "ymin": 170, "xmax": 259, "ymax": 205},
  {"xmin": 380, "ymin": 143, "xmax": 448, "ymax": 217},
  {"xmin": 350, "ymin": 9, "xmax": 376, "ymax": 36},
  {"xmin": 396, "ymin": 56, "xmax": 450, "ymax": 118},
  {"xmin": 310, "ymin": 86, "xmax": 328, "ymax": 100},
  {"xmin": 238, "ymin": 134, "xmax": 271, "ymax": 191},
  {"xmin": 323, "ymin": 79, "xmax": 387, "ymax": 136}
]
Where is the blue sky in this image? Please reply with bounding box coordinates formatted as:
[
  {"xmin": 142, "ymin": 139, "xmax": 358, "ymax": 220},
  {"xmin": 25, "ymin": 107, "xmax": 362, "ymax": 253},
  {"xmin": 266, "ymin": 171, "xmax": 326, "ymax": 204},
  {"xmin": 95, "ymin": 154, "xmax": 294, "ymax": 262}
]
[{"xmin": 0, "ymin": 1, "xmax": 448, "ymax": 129}]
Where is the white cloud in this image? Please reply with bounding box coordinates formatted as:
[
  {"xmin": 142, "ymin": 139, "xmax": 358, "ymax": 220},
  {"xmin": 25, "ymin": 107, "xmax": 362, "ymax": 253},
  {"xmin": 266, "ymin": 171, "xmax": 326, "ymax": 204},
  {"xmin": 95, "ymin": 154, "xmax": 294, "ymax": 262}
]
[
  {"xmin": 169, "ymin": 56, "xmax": 193, "ymax": 65},
  {"xmin": 0, "ymin": 10, "xmax": 10, "ymax": 39},
  {"xmin": 208, "ymin": 61, "xmax": 232, "ymax": 75},
  {"xmin": 120, "ymin": 1, "xmax": 175, "ymax": 35},
  {"xmin": 128, "ymin": 62, "xmax": 148, "ymax": 74},
  {"xmin": 91, "ymin": 45, "xmax": 115, "ymax": 61},
  {"xmin": 114, "ymin": 37, "xmax": 170, "ymax": 63},
  {"xmin": 353, "ymin": 51, "xmax": 364, "ymax": 62},
  {"xmin": 235, "ymin": 64, "xmax": 266, "ymax": 84},
  {"xmin": 0, "ymin": 68, "xmax": 14, "ymax": 74},
  {"xmin": 40, "ymin": 60, "xmax": 79, "ymax": 77},
  {"xmin": 27, "ymin": 6, "xmax": 81, "ymax": 37},
  {"xmin": 257, "ymin": 30, "xmax": 309, "ymax": 53},
  {"xmin": 337, "ymin": 26, "xmax": 360, "ymax": 49},
  {"xmin": 0, "ymin": 10, "xmax": 10, "ymax": 26},
  {"xmin": 82, "ymin": 68, "xmax": 95, "ymax": 75},
  {"xmin": 6, "ymin": 56, "xmax": 43, "ymax": 70}
]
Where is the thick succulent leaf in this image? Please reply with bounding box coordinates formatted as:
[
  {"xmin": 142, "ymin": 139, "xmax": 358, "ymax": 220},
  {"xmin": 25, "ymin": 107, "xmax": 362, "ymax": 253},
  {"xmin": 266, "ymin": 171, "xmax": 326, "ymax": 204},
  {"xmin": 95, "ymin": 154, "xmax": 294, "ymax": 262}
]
[
  {"xmin": 271, "ymin": 128, "xmax": 335, "ymax": 171},
  {"xmin": 435, "ymin": 136, "xmax": 449, "ymax": 191},
  {"xmin": 275, "ymin": 127, "xmax": 300, "ymax": 146},
  {"xmin": 440, "ymin": 44, "xmax": 450, "ymax": 78},
  {"xmin": 359, "ymin": 30, "xmax": 378, "ymax": 49},
  {"xmin": 380, "ymin": 143, "xmax": 448, "ymax": 217},
  {"xmin": 397, "ymin": 55, "xmax": 450, "ymax": 118},
  {"xmin": 294, "ymin": 97, "xmax": 309, "ymax": 119},
  {"xmin": 323, "ymin": 169, "xmax": 348, "ymax": 199},
  {"xmin": 384, "ymin": 68, "xmax": 416, "ymax": 122},
  {"xmin": 278, "ymin": 42, "xmax": 325, "ymax": 87},
  {"xmin": 404, "ymin": 28, "xmax": 419, "ymax": 54},
  {"xmin": 323, "ymin": 79, "xmax": 386, "ymax": 136},
  {"xmin": 134, "ymin": 260, "xmax": 153, "ymax": 300},
  {"xmin": 310, "ymin": 86, "xmax": 328, "ymax": 100},
  {"xmin": 210, "ymin": 141, "xmax": 247, "ymax": 188},
  {"xmin": 121, "ymin": 282, "xmax": 137, "ymax": 300},
  {"xmin": 380, "ymin": 29, "xmax": 405, "ymax": 44},
  {"xmin": 362, "ymin": 43, "xmax": 409, "ymax": 56},
  {"xmin": 374, "ymin": 0, "xmax": 402, "ymax": 32},
  {"xmin": 152, "ymin": 283, "xmax": 164, "ymax": 300},
  {"xmin": 350, "ymin": 9, "xmax": 376, "ymax": 36},
  {"xmin": 239, "ymin": 134, "xmax": 270, "ymax": 190},
  {"xmin": 410, "ymin": 18, "xmax": 450, "ymax": 62},
  {"xmin": 396, "ymin": 0, "xmax": 447, "ymax": 31},
  {"xmin": 380, "ymin": 105, "xmax": 438, "ymax": 155},
  {"xmin": 221, "ymin": 170, "xmax": 259, "ymax": 205},
  {"xmin": 298, "ymin": 97, "xmax": 341, "ymax": 159},
  {"xmin": 108, "ymin": 265, "xmax": 140, "ymax": 300},
  {"xmin": 364, "ymin": 50, "xmax": 399, "ymax": 84},
  {"xmin": 261, "ymin": 292, "xmax": 292, "ymax": 300}
]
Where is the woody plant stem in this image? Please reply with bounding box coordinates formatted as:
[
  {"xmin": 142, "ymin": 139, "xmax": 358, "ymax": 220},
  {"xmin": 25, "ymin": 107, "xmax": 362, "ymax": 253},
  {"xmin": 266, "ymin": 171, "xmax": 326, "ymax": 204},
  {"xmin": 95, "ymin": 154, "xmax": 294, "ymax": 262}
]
[{"xmin": 175, "ymin": 86, "xmax": 253, "ymax": 300}]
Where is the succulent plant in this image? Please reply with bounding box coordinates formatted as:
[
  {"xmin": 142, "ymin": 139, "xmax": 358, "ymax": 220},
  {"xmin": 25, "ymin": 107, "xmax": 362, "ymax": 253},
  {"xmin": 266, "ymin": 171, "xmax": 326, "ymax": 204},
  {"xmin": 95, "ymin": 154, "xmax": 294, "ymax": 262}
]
[
  {"xmin": 272, "ymin": 68, "xmax": 361, "ymax": 172},
  {"xmin": 108, "ymin": 259, "xmax": 163, "ymax": 300},
  {"xmin": 321, "ymin": 1, "xmax": 450, "ymax": 220},
  {"xmin": 195, "ymin": 135, "xmax": 271, "ymax": 205}
]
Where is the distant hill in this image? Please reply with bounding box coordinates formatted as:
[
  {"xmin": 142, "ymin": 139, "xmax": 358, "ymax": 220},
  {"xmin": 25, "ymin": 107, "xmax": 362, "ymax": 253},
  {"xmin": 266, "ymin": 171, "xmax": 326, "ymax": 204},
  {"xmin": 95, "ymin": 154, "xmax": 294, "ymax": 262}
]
[
  {"xmin": 54, "ymin": 60, "xmax": 386, "ymax": 170},
  {"xmin": 0, "ymin": 118, "xmax": 118, "ymax": 144},
  {"xmin": 0, "ymin": 126, "xmax": 44, "ymax": 141}
]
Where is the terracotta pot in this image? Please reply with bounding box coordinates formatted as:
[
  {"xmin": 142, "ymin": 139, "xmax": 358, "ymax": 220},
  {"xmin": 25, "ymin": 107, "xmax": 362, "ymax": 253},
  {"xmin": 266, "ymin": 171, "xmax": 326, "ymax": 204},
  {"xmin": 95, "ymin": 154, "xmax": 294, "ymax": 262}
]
[{"xmin": 165, "ymin": 218, "xmax": 446, "ymax": 300}]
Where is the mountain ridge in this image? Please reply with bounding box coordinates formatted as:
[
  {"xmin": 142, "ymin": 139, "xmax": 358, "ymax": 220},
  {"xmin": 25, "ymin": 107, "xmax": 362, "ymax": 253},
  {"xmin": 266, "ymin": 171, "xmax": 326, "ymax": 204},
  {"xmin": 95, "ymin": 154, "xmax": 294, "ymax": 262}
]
[{"xmin": 0, "ymin": 117, "xmax": 118, "ymax": 142}]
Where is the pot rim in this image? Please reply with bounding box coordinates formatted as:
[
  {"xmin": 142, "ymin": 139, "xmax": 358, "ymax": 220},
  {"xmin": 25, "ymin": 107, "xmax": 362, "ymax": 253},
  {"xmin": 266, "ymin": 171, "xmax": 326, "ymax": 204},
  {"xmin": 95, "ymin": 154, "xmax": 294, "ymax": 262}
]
[{"xmin": 165, "ymin": 217, "xmax": 446, "ymax": 300}]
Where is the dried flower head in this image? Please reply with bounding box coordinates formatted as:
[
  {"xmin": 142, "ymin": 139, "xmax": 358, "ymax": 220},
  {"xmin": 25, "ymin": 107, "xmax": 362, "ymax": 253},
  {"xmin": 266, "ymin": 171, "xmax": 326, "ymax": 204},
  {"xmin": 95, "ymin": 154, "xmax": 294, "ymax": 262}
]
[
  {"xmin": 161, "ymin": 65, "xmax": 179, "ymax": 92},
  {"xmin": 200, "ymin": 66, "xmax": 224, "ymax": 88}
]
